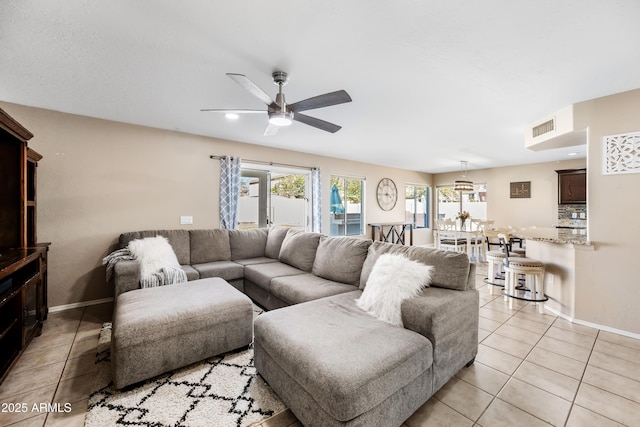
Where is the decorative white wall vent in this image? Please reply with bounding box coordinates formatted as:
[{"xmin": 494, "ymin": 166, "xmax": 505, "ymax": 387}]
[{"xmin": 603, "ymin": 131, "xmax": 640, "ymax": 175}]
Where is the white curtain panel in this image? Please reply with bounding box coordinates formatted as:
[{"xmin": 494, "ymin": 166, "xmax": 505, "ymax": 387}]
[
  {"xmin": 311, "ymin": 168, "xmax": 322, "ymax": 233},
  {"xmin": 219, "ymin": 156, "xmax": 241, "ymax": 229}
]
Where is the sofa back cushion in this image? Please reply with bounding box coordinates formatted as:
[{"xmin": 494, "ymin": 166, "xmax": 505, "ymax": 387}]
[
  {"xmin": 119, "ymin": 230, "xmax": 190, "ymax": 265},
  {"xmin": 312, "ymin": 236, "xmax": 372, "ymax": 284},
  {"xmin": 278, "ymin": 229, "xmax": 322, "ymax": 272},
  {"xmin": 189, "ymin": 229, "xmax": 231, "ymax": 264},
  {"xmin": 359, "ymin": 241, "xmax": 471, "ymax": 291},
  {"xmin": 229, "ymin": 228, "xmax": 268, "ymax": 260},
  {"xmin": 264, "ymin": 226, "xmax": 290, "ymax": 259}
]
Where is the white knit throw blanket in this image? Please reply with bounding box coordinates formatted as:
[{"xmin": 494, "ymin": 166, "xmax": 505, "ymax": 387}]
[
  {"xmin": 102, "ymin": 238, "xmax": 187, "ymax": 288},
  {"xmin": 139, "ymin": 265, "xmax": 187, "ymax": 288}
]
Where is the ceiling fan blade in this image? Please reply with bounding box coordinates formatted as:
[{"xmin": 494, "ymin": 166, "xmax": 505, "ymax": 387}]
[
  {"xmin": 288, "ymin": 90, "xmax": 352, "ymax": 113},
  {"xmin": 263, "ymin": 123, "xmax": 280, "ymax": 136},
  {"xmin": 293, "ymin": 113, "xmax": 342, "ymax": 133},
  {"xmin": 200, "ymin": 109, "xmax": 264, "ymax": 113},
  {"xmin": 226, "ymin": 73, "xmax": 278, "ymax": 109}
]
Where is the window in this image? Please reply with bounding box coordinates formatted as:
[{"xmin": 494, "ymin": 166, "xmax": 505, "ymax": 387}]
[
  {"xmin": 405, "ymin": 184, "xmax": 429, "ymax": 228},
  {"xmin": 238, "ymin": 166, "xmax": 310, "ymax": 230},
  {"xmin": 329, "ymin": 176, "xmax": 364, "ymax": 236},
  {"xmin": 436, "ymin": 183, "xmax": 487, "ymax": 220}
]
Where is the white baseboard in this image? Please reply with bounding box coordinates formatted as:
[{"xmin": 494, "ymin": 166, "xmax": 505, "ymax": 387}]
[
  {"xmin": 545, "ymin": 305, "xmax": 640, "ymax": 340},
  {"xmin": 49, "ymin": 297, "xmax": 114, "ymax": 313}
]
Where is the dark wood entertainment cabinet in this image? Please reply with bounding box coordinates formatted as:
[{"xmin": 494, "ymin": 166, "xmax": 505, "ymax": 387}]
[{"xmin": 0, "ymin": 107, "xmax": 50, "ymax": 384}]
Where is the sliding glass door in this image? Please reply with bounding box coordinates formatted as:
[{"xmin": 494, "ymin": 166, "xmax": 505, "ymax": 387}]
[{"xmin": 237, "ymin": 166, "xmax": 310, "ymax": 230}]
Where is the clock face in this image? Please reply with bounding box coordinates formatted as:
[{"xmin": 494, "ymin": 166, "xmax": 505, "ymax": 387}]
[{"xmin": 376, "ymin": 178, "xmax": 398, "ymax": 211}]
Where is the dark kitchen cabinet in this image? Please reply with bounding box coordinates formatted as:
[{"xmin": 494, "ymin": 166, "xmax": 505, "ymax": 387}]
[{"xmin": 557, "ymin": 169, "xmax": 586, "ymax": 204}]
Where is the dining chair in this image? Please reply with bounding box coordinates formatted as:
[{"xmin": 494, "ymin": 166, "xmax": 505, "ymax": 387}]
[
  {"xmin": 436, "ymin": 218, "xmax": 468, "ymax": 253},
  {"xmin": 470, "ymin": 219, "xmax": 494, "ymax": 261}
]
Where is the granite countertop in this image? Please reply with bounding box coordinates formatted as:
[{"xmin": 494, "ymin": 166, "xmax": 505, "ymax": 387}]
[{"xmin": 512, "ymin": 227, "xmax": 591, "ymax": 246}]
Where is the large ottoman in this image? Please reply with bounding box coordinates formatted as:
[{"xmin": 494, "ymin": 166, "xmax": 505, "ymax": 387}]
[
  {"xmin": 254, "ymin": 291, "xmax": 434, "ymax": 427},
  {"xmin": 111, "ymin": 277, "xmax": 253, "ymax": 389}
]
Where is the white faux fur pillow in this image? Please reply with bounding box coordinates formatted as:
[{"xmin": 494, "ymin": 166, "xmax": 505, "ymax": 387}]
[
  {"xmin": 127, "ymin": 236, "xmax": 181, "ymax": 279},
  {"xmin": 356, "ymin": 253, "xmax": 434, "ymax": 327}
]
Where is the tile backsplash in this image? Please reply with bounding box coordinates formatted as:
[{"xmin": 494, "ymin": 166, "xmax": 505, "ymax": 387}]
[{"xmin": 558, "ymin": 204, "xmax": 587, "ymax": 227}]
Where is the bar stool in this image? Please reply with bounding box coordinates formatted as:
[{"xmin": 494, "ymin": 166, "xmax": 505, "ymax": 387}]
[
  {"xmin": 485, "ymin": 249, "xmax": 522, "ymax": 295},
  {"xmin": 497, "ymin": 234, "xmax": 547, "ymax": 313},
  {"xmin": 504, "ymin": 258, "xmax": 546, "ymax": 313}
]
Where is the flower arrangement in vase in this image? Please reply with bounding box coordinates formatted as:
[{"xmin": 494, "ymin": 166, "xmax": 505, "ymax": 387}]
[{"xmin": 456, "ymin": 211, "xmax": 471, "ymax": 229}]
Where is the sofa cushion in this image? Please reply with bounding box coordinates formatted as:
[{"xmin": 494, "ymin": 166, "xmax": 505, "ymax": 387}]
[
  {"xmin": 181, "ymin": 265, "xmax": 200, "ymax": 281},
  {"xmin": 189, "ymin": 229, "xmax": 231, "ymax": 264},
  {"xmin": 264, "ymin": 226, "xmax": 290, "ymax": 259},
  {"xmin": 357, "ymin": 254, "xmax": 433, "ymax": 327},
  {"xmin": 254, "ymin": 291, "xmax": 433, "ymax": 422},
  {"xmin": 312, "ymin": 236, "xmax": 372, "ymax": 285},
  {"xmin": 120, "ymin": 230, "xmax": 190, "ymax": 265},
  {"xmin": 278, "ymin": 230, "xmax": 322, "ymax": 272},
  {"xmin": 229, "ymin": 228, "xmax": 268, "ymax": 260},
  {"xmin": 271, "ymin": 273, "xmax": 358, "ymax": 305},
  {"xmin": 359, "ymin": 241, "xmax": 471, "ymax": 291},
  {"xmin": 192, "ymin": 261, "xmax": 244, "ymax": 281},
  {"xmin": 244, "ymin": 262, "xmax": 307, "ymax": 292},
  {"xmin": 233, "ymin": 257, "xmax": 279, "ymax": 266}
]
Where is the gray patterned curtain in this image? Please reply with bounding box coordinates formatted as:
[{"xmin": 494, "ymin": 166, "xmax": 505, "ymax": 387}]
[
  {"xmin": 219, "ymin": 156, "xmax": 241, "ymax": 229},
  {"xmin": 311, "ymin": 168, "xmax": 322, "ymax": 233}
]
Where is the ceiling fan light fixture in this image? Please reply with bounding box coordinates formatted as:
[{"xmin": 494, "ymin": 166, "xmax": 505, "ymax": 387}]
[{"xmin": 268, "ymin": 111, "xmax": 294, "ymax": 126}]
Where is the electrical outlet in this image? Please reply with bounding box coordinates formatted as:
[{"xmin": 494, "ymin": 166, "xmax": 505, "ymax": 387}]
[
  {"xmin": 571, "ymin": 213, "xmax": 578, "ymax": 218},
  {"xmin": 180, "ymin": 216, "xmax": 193, "ymax": 225},
  {"xmin": 579, "ymin": 213, "xmax": 586, "ymax": 219}
]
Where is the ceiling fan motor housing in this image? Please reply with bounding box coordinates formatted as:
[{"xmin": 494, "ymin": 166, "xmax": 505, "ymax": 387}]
[{"xmin": 272, "ymin": 71, "xmax": 288, "ymax": 86}]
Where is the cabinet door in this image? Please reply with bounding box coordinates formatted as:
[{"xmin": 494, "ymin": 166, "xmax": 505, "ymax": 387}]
[{"xmin": 558, "ymin": 170, "xmax": 586, "ymax": 204}]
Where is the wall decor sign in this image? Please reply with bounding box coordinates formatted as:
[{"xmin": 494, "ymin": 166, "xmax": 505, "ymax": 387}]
[
  {"xmin": 603, "ymin": 131, "xmax": 640, "ymax": 175},
  {"xmin": 510, "ymin": 181, "xmax": 531, "ymax": 198}
]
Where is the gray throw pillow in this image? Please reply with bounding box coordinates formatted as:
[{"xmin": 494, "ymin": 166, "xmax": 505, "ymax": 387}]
[
  {"xmin": 278, "ymin": 230, "xmax": 322, "ymax": 272},
  {"xmin": 312, "ymin": 236, "xmax": 372, "ymax": 284},
  {"xmin": 189, "ymin": 229, "xmax": 231, "ymax": 264},
  {"xmin": 264, "ymin": 226, "xmax": 290, "ymax": 259},
  {"xmin": 229, "ymin": 228, "xmax": 268, "ymax": 260}
]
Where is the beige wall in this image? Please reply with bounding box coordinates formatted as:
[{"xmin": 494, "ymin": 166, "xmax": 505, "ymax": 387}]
[
  {"xmin": 0, "ymin": 102, "xmax": 431, "ymax": 308},
  {"xmin": 433, "ymin": 159, "xmax": 587, "ymax": 228},
  {"xmin": 576, "ymin": 89, "xmax": 640, "ymax": 335}
]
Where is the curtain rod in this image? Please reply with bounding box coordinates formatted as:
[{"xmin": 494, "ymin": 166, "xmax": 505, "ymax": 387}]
[{"xmin": 209, "ymin": 155, "xmax": 316, "ymax": 170}]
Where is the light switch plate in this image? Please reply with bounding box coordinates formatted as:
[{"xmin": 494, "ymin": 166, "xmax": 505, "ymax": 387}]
[
  {"xmin": 180, "ymin": 216, "xmax": 193, "ymax": 225},
  {"xmin": 579, "ymin": 213, "xmax": 586, "ymax": 219}
]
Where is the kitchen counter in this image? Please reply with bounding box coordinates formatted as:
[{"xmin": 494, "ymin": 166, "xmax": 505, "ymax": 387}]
[
  {"xmin": 486, "ymin": 227, "xmax": 591, "ymax": 246},
  {"xmin": 512, "ymin": 227, "xmax": 591, "ymax": 246}
]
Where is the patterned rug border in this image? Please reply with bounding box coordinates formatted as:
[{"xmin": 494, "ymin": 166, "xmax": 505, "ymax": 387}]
[{"xmin": 85, "ymin": 307, "xmax": 286, "ymax": 427}]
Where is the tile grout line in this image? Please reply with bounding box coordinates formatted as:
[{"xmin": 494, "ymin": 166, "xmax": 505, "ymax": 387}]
[
  {"xmin": 43, "ymin": 306, "xmax": 87, "ymax": 427},
  {"xmin": 561, "ymin": 327, "xmax": 600, "ymax": 427},
  {"xmin": 467, "ymin": 297, "xmax": 555, "ymax": 426}
]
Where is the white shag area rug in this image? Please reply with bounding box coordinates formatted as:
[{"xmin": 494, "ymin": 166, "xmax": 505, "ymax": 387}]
[{"xmin": 85, "ymin": 309, "xmax": 286, "ymax": 427}]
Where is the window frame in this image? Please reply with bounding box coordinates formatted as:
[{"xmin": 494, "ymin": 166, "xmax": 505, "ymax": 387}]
[
  {"xmin": 329, "ymin": 175, "xmax": 365, "ymax": 237},
  {"xmin": 405, "ymin": 183, "xmax": 430, "ymax": 229}
]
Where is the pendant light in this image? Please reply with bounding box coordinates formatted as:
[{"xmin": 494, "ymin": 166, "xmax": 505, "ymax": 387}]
[{"xmin": 454, "ymin": 161, "xmax": 474, "ymax": 192}]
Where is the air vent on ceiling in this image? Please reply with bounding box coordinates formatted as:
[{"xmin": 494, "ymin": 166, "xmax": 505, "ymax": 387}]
[{"xmin": 532, "ymin": 119, "xmax": 555, "ymax": 138}]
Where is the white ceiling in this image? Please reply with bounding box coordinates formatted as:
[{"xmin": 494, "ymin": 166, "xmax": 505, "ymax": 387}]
[{"xmin": 2, "ymin": 1, "xmax": 640, "ymax": 173}]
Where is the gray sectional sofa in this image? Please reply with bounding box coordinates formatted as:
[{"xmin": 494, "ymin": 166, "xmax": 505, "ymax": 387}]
[{"xmin": 111, "ymin": 226, "xmax": 479, "ymax": 426}]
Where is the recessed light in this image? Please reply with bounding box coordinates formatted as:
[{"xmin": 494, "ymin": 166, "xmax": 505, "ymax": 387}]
[{"xmin": 225, "ymin": 113, "xmax": 239, "ymax": 120}]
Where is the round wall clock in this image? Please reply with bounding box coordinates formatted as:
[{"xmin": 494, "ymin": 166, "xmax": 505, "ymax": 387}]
[{"xmin": 376, "ymin": 178, "xmax": 398, "ymax": 211}]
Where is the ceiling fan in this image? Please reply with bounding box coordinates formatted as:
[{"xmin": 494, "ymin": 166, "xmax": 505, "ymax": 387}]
[{"xmin": 201, "ymin": 71, "xmax": 352, "ymax": 135}]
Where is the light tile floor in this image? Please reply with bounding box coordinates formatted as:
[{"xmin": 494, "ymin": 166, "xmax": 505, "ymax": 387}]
[{"xmin": 2, "ymin": 264, "xmax": 639, "ymax": 426}]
